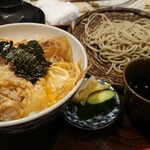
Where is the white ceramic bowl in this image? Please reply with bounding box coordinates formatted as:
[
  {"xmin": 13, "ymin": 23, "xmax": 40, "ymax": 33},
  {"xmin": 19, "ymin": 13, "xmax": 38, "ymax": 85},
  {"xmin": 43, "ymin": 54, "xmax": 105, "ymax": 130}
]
[{"xmin": 0, "ymin": 23, "xmax": 88, "ymax": 133}]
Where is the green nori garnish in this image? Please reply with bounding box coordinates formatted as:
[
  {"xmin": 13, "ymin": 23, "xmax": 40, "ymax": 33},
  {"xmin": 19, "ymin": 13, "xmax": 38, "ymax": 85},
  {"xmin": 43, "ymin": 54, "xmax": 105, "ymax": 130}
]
[
  {"xmin": 0, "ymin": 41, "xmax": 13, "ymax": 58},
  {"xmin": 18, "ymin": 40, "xmax": 44, "ymax": 57},
  {"xmin": 0, "ymin": 40, "xmax": 51, "ymax": 84}
]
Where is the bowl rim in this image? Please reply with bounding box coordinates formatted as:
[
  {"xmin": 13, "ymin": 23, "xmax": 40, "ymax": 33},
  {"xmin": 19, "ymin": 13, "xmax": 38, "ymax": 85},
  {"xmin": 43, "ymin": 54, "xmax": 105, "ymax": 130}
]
[
  {"xmin": 123, "ymin": 58, "xmax": 150, "ymax": 103},
  {"xmin": 0, "ymin": 23, "xmax": 88, "ymax": 127}
]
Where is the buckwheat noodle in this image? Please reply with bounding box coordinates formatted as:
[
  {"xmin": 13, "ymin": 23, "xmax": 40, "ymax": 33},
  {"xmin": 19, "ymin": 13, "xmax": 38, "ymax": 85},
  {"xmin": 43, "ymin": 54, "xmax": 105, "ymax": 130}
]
[{"xmin": 83, "ymin": 13, "xmax": 150, "ymax": 75}]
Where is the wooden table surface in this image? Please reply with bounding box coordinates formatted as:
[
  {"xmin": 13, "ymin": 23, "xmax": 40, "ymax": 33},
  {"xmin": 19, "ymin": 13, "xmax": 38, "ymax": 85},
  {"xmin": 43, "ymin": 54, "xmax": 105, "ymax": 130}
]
[{"xmin": 0, "ymin": 1, "xmax": 150, "ymax": 150}]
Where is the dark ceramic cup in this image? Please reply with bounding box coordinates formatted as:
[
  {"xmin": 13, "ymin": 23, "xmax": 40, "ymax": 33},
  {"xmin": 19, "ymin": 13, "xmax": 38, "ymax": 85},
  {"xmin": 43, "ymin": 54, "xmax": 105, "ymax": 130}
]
[
  {"xmin": 0, "ymin": 0, "xmax": 45, "ymax": 24},
  {"xmin": 123, "ymin": 58, "xmax": 150, "ymax": 126}
]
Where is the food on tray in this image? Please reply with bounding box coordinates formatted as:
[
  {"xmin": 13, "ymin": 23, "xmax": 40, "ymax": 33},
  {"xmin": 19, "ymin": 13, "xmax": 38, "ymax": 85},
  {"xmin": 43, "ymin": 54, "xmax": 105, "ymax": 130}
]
[
  {"xmin": 41, "ymin": 36, "xmax": 73, "ymax": 63},
  {"xmin": 0, "ymin": 36, "xmax": 86, "ymax": 121},
  {"xmin": 72, "ymin": 76, "xmax": 116, "ymax": 120},
  {"xmin": 72, "ymin": 76, "xmax": 110, "ymax": 105},
  {"xmin": 0, "ymin": 40, "xmax": 51, "ymax": 84},
  {"xmin": 82, "ymin": 13, "xmax": 150, "ymax": 75}
]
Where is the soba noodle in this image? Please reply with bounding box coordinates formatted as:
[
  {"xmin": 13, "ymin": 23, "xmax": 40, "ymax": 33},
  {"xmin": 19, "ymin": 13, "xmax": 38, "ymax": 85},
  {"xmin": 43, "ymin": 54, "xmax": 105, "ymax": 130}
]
[{"xmin": 83, "ymin": 13, "xmax": 150, "ymax": 74}]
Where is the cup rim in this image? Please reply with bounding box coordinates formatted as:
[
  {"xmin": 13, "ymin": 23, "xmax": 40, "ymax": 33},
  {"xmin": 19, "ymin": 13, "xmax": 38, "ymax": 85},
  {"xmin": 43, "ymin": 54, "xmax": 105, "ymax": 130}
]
[{"xmin": 123, "ymin": 58, "xmax": 150, "ymax": 103}]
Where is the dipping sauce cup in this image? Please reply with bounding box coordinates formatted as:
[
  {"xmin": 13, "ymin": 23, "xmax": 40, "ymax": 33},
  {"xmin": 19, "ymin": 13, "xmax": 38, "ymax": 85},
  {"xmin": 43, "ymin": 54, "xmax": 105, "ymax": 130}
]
[{"xmin": 123, "ymin": 58, "xmax": 150, "ymax": 126}]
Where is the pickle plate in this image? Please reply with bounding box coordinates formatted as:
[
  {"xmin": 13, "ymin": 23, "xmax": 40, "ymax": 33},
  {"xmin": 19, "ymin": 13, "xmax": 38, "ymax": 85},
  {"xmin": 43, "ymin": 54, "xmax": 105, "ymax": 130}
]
[{"xmin": 60, "ymin": 79, "xmax": 121, "ymax": 130}]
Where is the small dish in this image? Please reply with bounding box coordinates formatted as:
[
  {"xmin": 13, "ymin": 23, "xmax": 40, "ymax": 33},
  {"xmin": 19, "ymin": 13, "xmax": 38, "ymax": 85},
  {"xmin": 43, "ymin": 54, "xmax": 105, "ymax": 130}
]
[
  {"xmin": 61, "ymin": 79, "xmax": 120, "ymax": 130},
  {"xmin": 0, "ymin": 1, "xmax": 45, "ymax": 24}
]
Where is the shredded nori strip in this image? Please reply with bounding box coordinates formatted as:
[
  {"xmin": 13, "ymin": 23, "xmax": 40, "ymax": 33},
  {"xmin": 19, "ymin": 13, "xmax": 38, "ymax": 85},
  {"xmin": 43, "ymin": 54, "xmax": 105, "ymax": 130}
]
[
  {"xmin": 0, "ymin": 40, "xmax": 51, "ymax": 84},
  {"xmin": 0, "ymin": 41, "xmax": 13, "ymax": 58}
]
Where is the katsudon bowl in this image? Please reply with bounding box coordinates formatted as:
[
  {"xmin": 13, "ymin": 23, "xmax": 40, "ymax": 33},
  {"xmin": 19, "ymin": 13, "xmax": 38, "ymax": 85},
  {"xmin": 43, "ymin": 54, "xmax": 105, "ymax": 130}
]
[{"xmin": 0, "ymin": 23, "xmax": 88, "ymax": 133}]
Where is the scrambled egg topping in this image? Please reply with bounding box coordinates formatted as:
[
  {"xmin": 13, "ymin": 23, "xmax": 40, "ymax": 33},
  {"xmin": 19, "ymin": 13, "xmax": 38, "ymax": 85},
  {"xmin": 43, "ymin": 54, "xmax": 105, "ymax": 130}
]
[{"xmin": 0, "ymin": 36, "xmax": 85, "ymax": 121}]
